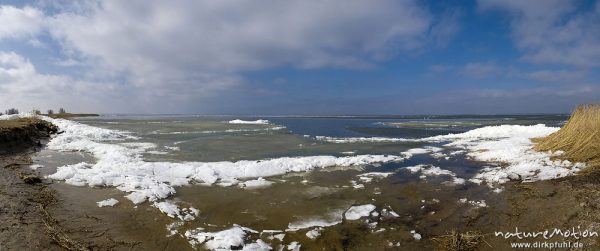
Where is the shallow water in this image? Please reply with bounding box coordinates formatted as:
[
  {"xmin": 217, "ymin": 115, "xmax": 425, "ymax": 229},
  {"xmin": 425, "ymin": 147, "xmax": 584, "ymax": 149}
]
[{"xmin": 30, "ymin": 114, "xmax": 569, "ymax": 250}]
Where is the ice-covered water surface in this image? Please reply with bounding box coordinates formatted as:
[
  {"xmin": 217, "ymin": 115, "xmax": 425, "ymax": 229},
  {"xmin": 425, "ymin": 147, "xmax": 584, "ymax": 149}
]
[{"xmin": 33, "ymin": 114, "xmax": 579, "ymax": 250}]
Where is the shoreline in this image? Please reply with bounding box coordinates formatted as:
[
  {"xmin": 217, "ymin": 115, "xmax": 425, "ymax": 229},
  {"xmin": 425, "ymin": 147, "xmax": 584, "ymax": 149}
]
[
  {"xmin": 0, "ymin": 118, "xmax": 190, "ymax": 250},
  {"xmin": 45, "ymin": 113, "xmax": 100, "ymax": 119},
  {"xmin": 1, "ymin": 116, "xmax": 599, "ymax": 250}
]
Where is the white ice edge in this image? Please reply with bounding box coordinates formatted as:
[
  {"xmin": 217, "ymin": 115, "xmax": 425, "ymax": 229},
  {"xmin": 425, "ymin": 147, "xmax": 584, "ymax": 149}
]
[
  {"xmin": 151, "ymin": 126, "xmax": 286, "ymax": 135},
  {"xmin": 42, "ymin": 117, "xmax": 409, "ymax": 205},
  {"xmin": 39, "ymin": 117, "xmax": 588, "ymax": 249},
  {"xmin": 228, "ymin": 119, "xmax": 270, "ymax": 125},
  {"xmin": 424, "ymin": 124, "xmax": 585, "ymax": 185},
  {"xmin": 315, "ymin": 136, "xmax": 415, "ymax": 143}
]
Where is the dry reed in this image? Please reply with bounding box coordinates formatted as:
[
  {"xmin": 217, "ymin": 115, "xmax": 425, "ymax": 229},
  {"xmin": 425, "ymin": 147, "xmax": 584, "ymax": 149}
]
[
  {"xmin": 533, "ymin": 104, "xmax": 600, "ymax": 168},
  {"xmin": 432, "ymin": 230, "xmax": 484, "ymax": 251}
]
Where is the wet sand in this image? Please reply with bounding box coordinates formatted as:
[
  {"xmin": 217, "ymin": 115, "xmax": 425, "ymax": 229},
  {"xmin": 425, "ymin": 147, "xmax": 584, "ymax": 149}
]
[{"xmin": 4, "ymin": 148, "xmax": 600, "ymax": 250}]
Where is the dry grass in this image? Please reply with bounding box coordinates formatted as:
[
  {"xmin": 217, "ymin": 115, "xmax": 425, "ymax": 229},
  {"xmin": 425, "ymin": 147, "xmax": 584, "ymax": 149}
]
[
  {"xmin": 0, "ymin": 118, "xmax": 41, "ymax": 129},
  {"xmin": 432, "ymin": 230, "xmax": 485, "ymax": 251},
  {"xmin": 533, "ymin": 104, "xmax": 600, "ymax": 168}
]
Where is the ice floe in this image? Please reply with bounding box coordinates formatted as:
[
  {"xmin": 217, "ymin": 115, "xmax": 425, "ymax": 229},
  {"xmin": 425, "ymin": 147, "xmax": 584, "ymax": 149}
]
[
  {"xmin": 96, "ymin": 198, "xmax": 119, "ymax": 207},
  {"xmin": 151, "ymin": 126, "xmax": 286, "ymax": 135},
  {"xmin": 153, "ymin": 201, "xmax": 199, "ymax": 221},
  {"xmin": 404, "ymin": 164, "xmax": 465, "ymax": 184},
  {"xmin": 287, "ymin": 241, "xmax": 301, "ymax": 251},
  {"xmin": 315, "ymin": 136, "xmax": 413, "ymax": 143},
  {"xmin": 357, "ymin": 172, "xmax": 394, "ymax": 183},
  {"xmin": 43, "ymin": 117, "xmax": 409, "ymax": 205},
  {"xmin": 166, "ymin": 221, "xmax": 184, "ymax": 237},
  {"xmin": 238, "ymin": 177, "xmax": 274, "ymax": 189},
  {"xmin": 458, "ymin": 198, "xmax": 487, "ymax": 208},
  {"xmin": 29, "ymin": 164, "xmax": 43, "ymax": 170},
  {"xmin": 305, "ymin": 228, "xmax": 322, "ymax": 240},
  {"xmin": 344, "ymin": 204, "xmax": 376, "ymax": 220},
  {"xmin": 286, "ymin": 209, "xmax": 345, "ymax": 231},
  {"xmin": 410, "ymin": 230, "xmax": 422, "ymax": 240},
  {"xmin": 423, "ymin": 124, "xmax": 585, "ymax": 185},
  {"xmin": 185, "ymin": 225, "xmax": 271, "ymax": 250},
  {"xmin": 401, "ymin": 146, "xmax": 443, "ymax": 158},
  {"xmin": 228, "ymin": 119, "xmax": 270, "ymax": 125}
]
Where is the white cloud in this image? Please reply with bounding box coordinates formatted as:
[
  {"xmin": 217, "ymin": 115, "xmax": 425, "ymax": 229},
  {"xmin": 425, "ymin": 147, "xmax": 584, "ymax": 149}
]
[
  {"xmin": 478, "ymin": 0, "xmax": 600, "ymax": 67},
  {"xmin": 46, "ymin": 1, "xmax": 433, "ymax": 82},
  {"xmin": 0, "ymin": 51, "xmax": 130, "ymax": 113},
  {"xmin": 0, "ymin": 5, "xmax": 45, "ymax": 39},
  {"xmin": 0, "ymin": 1, "xmax": 454, "ymax": 112}
]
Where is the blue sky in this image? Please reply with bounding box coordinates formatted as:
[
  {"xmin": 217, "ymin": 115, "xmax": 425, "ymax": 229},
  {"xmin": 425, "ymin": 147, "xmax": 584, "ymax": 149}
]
[{"xmin": 0, "ymin": 0, "xmax": 598, "ymax": 115}]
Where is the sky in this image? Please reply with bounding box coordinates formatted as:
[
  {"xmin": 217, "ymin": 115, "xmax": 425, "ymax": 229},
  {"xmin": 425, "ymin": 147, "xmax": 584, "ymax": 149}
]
[{"xmin": 0, "ymin": 0, "xmax": 599, "ymax": 115}]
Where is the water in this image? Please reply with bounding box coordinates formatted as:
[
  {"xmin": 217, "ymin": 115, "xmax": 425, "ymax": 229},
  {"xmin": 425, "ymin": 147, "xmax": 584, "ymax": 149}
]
[{"xmin": 32, "ymin": 114, "xmax": 568, "ymax": 250}]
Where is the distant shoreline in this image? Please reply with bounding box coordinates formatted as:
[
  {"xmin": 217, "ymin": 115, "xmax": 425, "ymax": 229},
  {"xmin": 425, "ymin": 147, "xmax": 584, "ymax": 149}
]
[{"xmin": 45, "ymin": 113, "xmax": 100, "ymax": 119}]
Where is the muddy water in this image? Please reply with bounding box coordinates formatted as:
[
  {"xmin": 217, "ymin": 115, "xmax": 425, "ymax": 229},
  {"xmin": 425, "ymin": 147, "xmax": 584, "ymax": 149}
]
[{"xmin": 28, "ymin": 114, "xmax": 585, "ymax": 250}]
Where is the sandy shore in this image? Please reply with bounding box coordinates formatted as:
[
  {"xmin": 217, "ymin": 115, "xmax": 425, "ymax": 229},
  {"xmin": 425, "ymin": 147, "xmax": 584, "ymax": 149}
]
[{"xmin": 0, "ymin": 118, "xmax": 185, "ymax": 250}]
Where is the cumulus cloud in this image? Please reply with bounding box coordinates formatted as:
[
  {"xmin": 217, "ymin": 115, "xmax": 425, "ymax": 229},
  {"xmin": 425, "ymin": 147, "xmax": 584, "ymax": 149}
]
[
  {"xmin": 478, "ymin": 0, "xmax": 600, "ymax": 67},
  {"xmin": 0, "ymin": 51, "xmax": 130, "ymax": 112},
  {"xmin": 45, "ymin": 0, "xmax": 434, "ymax": 83},
  {"xmin": 0, "ymin": 5, "xmax": 45, "ymax": 39},
  {"xmin": 0, "ymin": 0, "xmax": 457, "ymax": 112}
]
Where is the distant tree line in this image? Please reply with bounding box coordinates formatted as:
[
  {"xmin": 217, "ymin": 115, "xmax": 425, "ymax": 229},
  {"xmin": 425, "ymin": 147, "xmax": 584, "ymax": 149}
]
[
  {"xmin": 0, "ymin": 107, "xmax": 67, "ymax": 116},
  {"xmin": 3, "ymin": 108, "xmax": 19, "ymax": 115}
]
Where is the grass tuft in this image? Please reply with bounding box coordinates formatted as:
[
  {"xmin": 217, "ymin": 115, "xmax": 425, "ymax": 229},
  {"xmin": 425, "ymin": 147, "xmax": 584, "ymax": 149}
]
[
  {"xmin": 432, "ymin": 230, "xmax": 484, "ymax": 251},
  {"xmin": 533, "ymin": 104, "xmax": 600, "ymax": 168}
]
